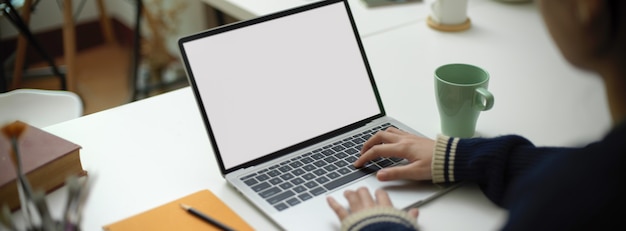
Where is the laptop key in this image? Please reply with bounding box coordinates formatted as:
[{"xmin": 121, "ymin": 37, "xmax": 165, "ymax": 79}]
[
  {"xmin": 323, "ymin": 165, "xmax": 381, "ymax": 191},
  {"xmin": 291, "ymin": 177, "xmax": 305, "ymax": 185},
  {"xmin": 267, "ymin": 191, "xmax": 295, "ymax": 204},
  {"xmin": 280, "ymin": 173, "xmax": 295, "ymax": 181},
  {"xmin": 279, "ymin": 182, "xmax": 294, "ymax": 190},
  {"xmin": 291, "ymin": 168, "xmax": 306, "ymax": 176},
  {"xmin": 324, "ymin": 156, "xmax": 337, "ymax": 163},
  {"xmin": 241, "ymin": 173, "xmax": 257, "ymax": 180},
  {"xmin": 267, "ymin": 169, "xmax": 281, "ymax": 177},
  {"xmin": 252, "ymin": 182, "xmax": 271, "ymax": 192},
  {"xmin": 351, "ymin": 137, "xmax": 365, "ymax": 144},
  {"xmin": 345, "ymin": 148, "xmax": 359, "ymax": 155},
  {"xmin": 334, "ymin": 152, "xmax": 348, "ymax": 159},
  {"xmin": 324, "ymin": 164, "xmax": 338, "ymax": 172},
  {"xmin": 274, "ymin": 203, "xmax": 289, "ymax": 211},
  {"xmin": 377, "ymin": 159, "xmax": 394, "ymax": 167},
  {"xmin": 311, "ymin": 187, "xmax": 327, "ymax": 196},
  {"xmin": 260, "ymin": 187, "xmax": 282, "ymax": 198},
  {"xmin": 315, "ymin": 176, "xmax": 330, "ymax": 184},
  {"xmin": 311, "ymin": 153, "xmax": 324, "ymax": 160},
  {"xmin": 244, "ymin": 178, "xmax": 258, "ymax": 186},
  {"xmin": 301, "ymin": 157, "xmax": 314, "ymax": 164},
  {"xmin": 327, "ymin": 172, "xmax": 340, "ymax": 179},
  {"xmin": 342, "ymin": 141, "xmax": 356, "ymax": 148},
  {"xmin": 313, "ymin": 169, "xmax": 327, "ymax": 176},
  {"xmin": 289, "ymin": 161, "xmax": 303, "ymax": 168},
  {"xmin": 256, "ymin": 174, "xmax": 270, "ymax": 182},
  {"xmin": 331, "ymin": 146, "xmax": 345, "ymax": 152},
  {"xmin": 269, "ymin": 178, "xmax": 283, "ymax": 185},
  {"xmin": 305, "ymin": 181, "xmax": 319, "ymax": 189},
  {"xmin": 302, "ymin": 173, "xmax": 316, "ymax": 181},
  {"xmin": 313, "ymin": 160, "xmax": 326, "ymax": 167},
  {"xmin": 298, "ymin": 193, "xmax": 313, "ymax": 201},
  {"xmin": 293, "ymin": 185, "xmax": 307, "ymax": 193},
  {"xmin": 334, "ymin": 160, "xmax": 349, "ymax": 167},
  {"xmin": 286, "ymin": 198, "xmax": 301, "ymax": 206},
  {"xmin": 303, "ymin": 164, "xmax": 316, "ymax": 171},
  {"xmin": 337, "ymin": 167, "xmax": 352, "ymax": 175},
  {"xmin": 278, "ymin": 166, "xmax": 293, "ymax": 173}
]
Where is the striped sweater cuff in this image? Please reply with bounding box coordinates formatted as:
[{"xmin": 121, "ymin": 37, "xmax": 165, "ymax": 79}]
[
  {"xmin": 341, "ymin": 207, "xmax": 418, "ymax": 231},
  {"xmin": 432, "ymin": 134, "xmax": 459, "ymax": 183}
]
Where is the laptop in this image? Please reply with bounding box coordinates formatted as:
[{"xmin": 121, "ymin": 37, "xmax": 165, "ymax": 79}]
[{"xmin": 178, "ymin": 0, "xmax": 454, "ymax": 229}]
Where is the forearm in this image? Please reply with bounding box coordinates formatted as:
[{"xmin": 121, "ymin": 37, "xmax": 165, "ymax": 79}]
[{"xmin": 432, "ymin": 134, "xmax": 577, "ymax": 206}]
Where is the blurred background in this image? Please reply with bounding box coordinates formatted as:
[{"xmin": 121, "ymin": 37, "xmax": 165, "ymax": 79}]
[{"xmin": 0, "ymin": 0, "xmax": 239, "ymax": 115}]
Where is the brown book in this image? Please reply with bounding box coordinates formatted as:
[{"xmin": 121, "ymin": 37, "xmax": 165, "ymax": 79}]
[
  {"xmin": 103, "ymin": 189, "xmax": 254, "ymax": 231},
  {"xmin": 0, "ymin": 121, "xmax": 86, "ymax": 211}
]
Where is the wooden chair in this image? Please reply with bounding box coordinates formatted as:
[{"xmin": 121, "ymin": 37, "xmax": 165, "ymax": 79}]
[{"xmin": 5, "ymin": 0, "xmax": 117, "ymax": 92}]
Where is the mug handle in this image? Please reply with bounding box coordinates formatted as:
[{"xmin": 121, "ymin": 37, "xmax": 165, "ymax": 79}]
[{"xmin": 474, "ymin": 88, "xmax": 494, "ymax": 111}]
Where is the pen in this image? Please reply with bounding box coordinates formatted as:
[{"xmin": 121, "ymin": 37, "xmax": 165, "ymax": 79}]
[{"xmin": 180, "ymin": 203, "xmax": 235, "ymax": 231}]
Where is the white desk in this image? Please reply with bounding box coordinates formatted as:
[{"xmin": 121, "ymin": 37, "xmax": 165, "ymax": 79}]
[
  {"xmin": 362, "ymin": 2, "xmax": 611, "ymax": 146},
  {"xmin": 23, "ymin": 87, "xmax": 503, "ymax": 231},
  {"xmin": 202, "ymin": 0, "xmax": 490, "ymax": 37},
  {"xmin": 11, "ymin": 1, "xmax": 611, "ymax": 230}
]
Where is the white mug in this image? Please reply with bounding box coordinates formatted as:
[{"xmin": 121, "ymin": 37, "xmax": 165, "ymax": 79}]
[{"xmin": 430, "ymin": 0, "xmax": 469, "ymax": 25}]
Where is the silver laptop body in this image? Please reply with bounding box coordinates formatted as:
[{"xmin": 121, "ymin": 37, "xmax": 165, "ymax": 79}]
[{"xmin": 179, "ymin": 0, "xmax": 451, "ymax": 229}]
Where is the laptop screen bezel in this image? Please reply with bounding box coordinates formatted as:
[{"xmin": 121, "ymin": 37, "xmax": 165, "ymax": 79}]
[{"xmin": 178, "ymin": 0, "xmax": 386, "ymax": 176}]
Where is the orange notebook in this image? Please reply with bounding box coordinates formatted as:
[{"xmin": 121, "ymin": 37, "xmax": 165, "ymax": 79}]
[{"xmin": 103, "ymin": 190, "xmax": 254, "ymax": 231}]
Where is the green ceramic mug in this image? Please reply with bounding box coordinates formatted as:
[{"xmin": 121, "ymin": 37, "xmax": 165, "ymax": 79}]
[{"xmin": 435, "ymin": 63, "xmax": 494, "ymax": 138}]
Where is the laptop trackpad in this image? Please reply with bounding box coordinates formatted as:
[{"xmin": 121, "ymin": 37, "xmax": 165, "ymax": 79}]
[{"xmin": 326, "ymin": 176, "xmax": 442, "ymax": 211}]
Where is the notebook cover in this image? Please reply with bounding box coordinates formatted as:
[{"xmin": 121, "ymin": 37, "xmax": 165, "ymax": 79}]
[
  {"xmin": 0, "ymin": 120, "xmax": 84, "ymax": 210},
  {"xmin": 103, "ymin": 189, "xmax": 254, "ymax": 231}
]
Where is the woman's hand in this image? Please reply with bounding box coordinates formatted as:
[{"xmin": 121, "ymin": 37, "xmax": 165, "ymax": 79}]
[
  {"xmin": 326, "ymin": 187, "xmax": 419, "ymax": 221},
  {"xmin": 356, "ymin": 127, "xmax": 435, "ymax": 181}
]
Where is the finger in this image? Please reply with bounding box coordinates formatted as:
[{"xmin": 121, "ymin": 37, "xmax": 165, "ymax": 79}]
[
  {"xmin": 355, "ymin": 143, "xmax": 408, "ymax": 167},
  {"xmin": 361, "ymin": 130, "xmax": 400, "ymax": 154},
  {"xmin": 374, "ymin": 188, "xmax": 393, "ymax": 207},
  {"xmin": 354, "ymin": 143, "xmax": 388, "ymax": 167},
  {"xmin": 344, "ymin": 189, "xmax": 363, "ymax": 211},
  {"xmin": 353, "ymin": 144, "xmax": 389, "ymax": 168},
  {"xmin": 384, "ymin": 127, "xmax": 409, "ymax": 135},
  {"xmin": 407, "ymin": 208, "xmax": 419, "ymax": 219},
  {"xmin": 376, "ymin": 164, "xmax": 430, "ymax": 181},
  {"xmin": 327, "ymin": 196, "xmax": 349, "ymax": 220},
  {"xmin": 356, "ymin": 187, "xmax": 375, "ymax": 208}
]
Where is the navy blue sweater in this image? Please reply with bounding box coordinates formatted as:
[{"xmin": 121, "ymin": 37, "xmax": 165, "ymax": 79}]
[
  {"xmin": 344, "ymin": 122, "xmax": 625, "ymax": 230},
  {"xmin": 432, "ymin": 122, "xmax": 626, "ymax": 230}
]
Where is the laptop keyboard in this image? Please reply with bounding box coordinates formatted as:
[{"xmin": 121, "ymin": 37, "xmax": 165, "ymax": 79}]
[{"xmin": 239, "ymin": 123, "xmax": 404, "ymax": 212}]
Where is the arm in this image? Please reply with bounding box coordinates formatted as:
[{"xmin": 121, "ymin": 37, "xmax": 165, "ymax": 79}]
[
  {"xmin": 433, "ymin": 134, "xmax": 577, "ymax": 206},
  {"xmin": 355, "ymin": 127, "xmax": 578, "ymax": 207}
]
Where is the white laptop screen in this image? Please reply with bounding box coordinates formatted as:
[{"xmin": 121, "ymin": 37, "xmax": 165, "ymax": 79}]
[{"xmin": 181, "ymin": 1, "xmax": 381, "ymax": 171}]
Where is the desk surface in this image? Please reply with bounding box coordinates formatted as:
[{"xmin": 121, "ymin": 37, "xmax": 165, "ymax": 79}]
[
  {"xmin": 203, "ymin": 0, "xmax": 491, "ymax": 37},
  {"xmin": 12, "ymin": 1, "xmax": 611, "ymax": 230},
  {"xmin": 29, "ymin": 87, "xmax": 504, "ymax": 231}
]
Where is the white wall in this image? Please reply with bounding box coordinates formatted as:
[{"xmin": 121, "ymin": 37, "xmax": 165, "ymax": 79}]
[{"xmin": 1, "ymin": 0, "xmax": 208, "ymax": 56}]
